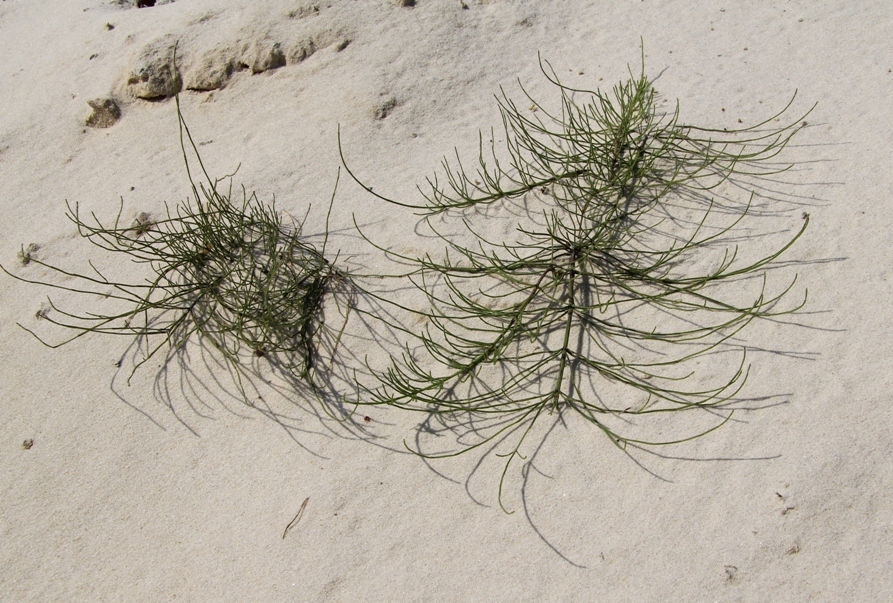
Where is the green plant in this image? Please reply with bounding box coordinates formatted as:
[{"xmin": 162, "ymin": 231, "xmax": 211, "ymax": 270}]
[
  {"xmin": 2, "ymin": 97, "xmax": 352, "ymax": 399},
  {"xmin": 343, "ymin": 58, "xmax": 812, "ymax": 510}
]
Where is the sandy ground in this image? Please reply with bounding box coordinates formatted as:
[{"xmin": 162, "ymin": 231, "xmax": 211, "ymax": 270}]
[{"xmin": 2, "ymin": 1, "xmax": 892, "ymax": 601}]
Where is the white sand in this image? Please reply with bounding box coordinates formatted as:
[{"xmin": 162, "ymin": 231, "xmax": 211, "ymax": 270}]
[{"xmin": 2, "ymin": 1, "xmax": 892, "ymax": 600}]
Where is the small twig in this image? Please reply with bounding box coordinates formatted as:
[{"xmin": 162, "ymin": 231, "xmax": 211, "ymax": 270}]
[{"xmin": 282, "ymin": 497, "xmax": 310, "ymax": 539}]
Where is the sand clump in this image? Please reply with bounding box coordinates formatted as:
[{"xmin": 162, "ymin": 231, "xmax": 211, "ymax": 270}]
[
  {"xmin": 83, "ymin": 98, "xmax": 122, "ymax": 128},
  {"xmin": 119, "ymin": 8, "xmax": 350, "ymax": 100}
]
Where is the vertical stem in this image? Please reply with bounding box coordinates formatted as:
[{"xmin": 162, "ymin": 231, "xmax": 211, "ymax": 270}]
[{"xmin": 550, "ymin": 250, "xmax": 577, "ymax": 410}]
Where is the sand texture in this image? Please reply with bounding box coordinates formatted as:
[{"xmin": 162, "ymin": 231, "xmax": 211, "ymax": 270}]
[{"xmin": 2, "ymin": 1, "xmax": 892, "ymax": 601}]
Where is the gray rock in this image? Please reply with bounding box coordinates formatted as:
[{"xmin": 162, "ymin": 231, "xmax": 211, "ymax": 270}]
[
  {"xmin": 84, "ymin": 98, "xmax": 121, "ymax": 128},
  {"xmin": 240, "ymin": 39, "xmax": 286, "ymax": 73},
  {"xmin": 126, "ymin": 36, "xmax": 182, "ymax": 99},
  {"xmin": 373, "ymin": 97, "xmax": 400, "ymax": 120},
  {"xmin": 287, "ymin": 38, "xmax": 318, "ymax": 64},
  {"xmin": 183, "ymin": 48, "xmax": 236, "ymax": 91}
]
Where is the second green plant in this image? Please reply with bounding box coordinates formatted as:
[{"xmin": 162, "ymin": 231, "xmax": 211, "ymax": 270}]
[{"xmin": 346, "ymin": 60, "xmax": 812, "ymax": 508}]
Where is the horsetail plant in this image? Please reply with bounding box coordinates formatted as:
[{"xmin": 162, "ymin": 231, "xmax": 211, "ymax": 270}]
[
  {"xmin": 342, "ymin": 58, "xmax": 813, "ymax": 511},
  {"xmin": 2, "ymin": 96, "xmax": 353, "ymax": 402}
]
